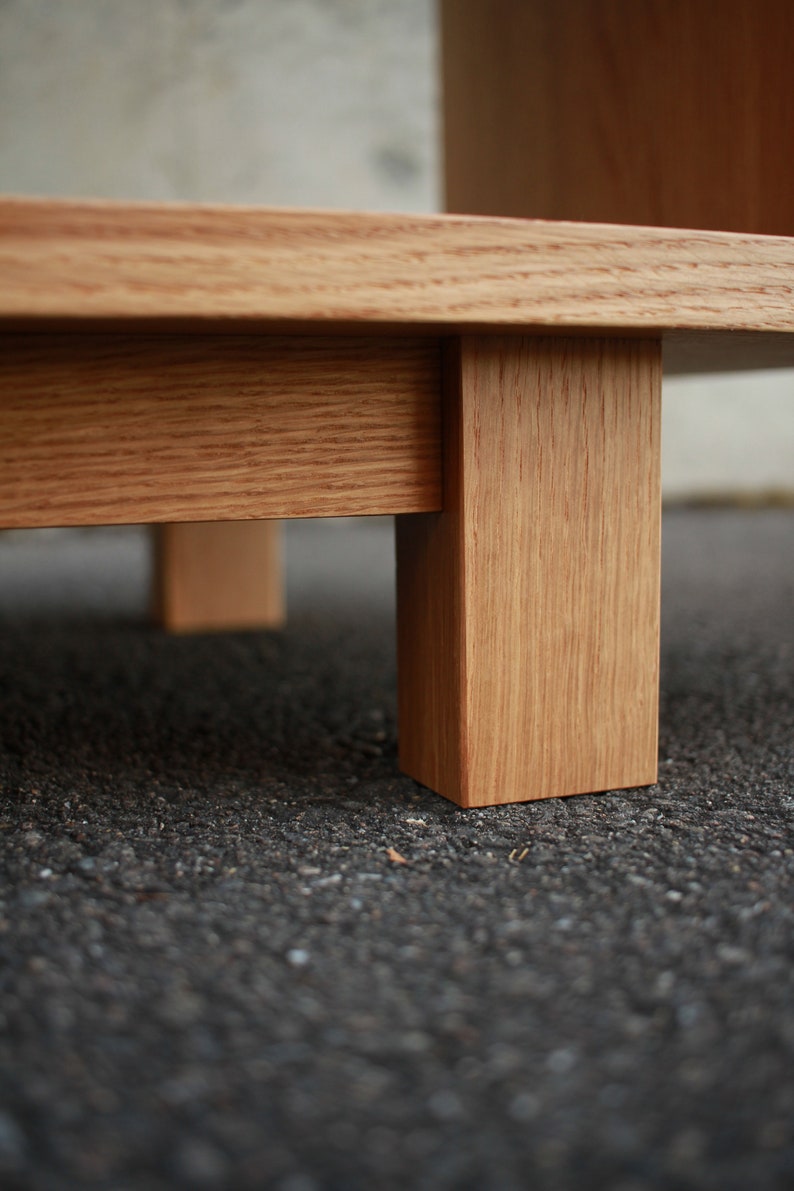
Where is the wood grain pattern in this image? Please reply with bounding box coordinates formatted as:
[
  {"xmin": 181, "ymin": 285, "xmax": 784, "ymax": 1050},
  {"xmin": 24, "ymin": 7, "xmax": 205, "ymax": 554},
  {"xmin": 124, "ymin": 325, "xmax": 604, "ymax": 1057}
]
[
  {"xmin": 154, "ymin": 521, "xmax": 285, "ymax": 633},
  {"xmin": 397, "ymin": 336, "xmax": 662, "ymax": 807},
  {"xmin": 0, "ymin": 334, "xmax": 441, "ymax": 527},
  {"xmin": 2, "ymin": 200, "xmax": 794, "ymax": 358},
  {"xmin": 396, "ymin": 343, "xmax": 467, "ymax": 801},
  {"xmin": 442, "ymin": 0, "xmax": 794, "ymax": 235}
]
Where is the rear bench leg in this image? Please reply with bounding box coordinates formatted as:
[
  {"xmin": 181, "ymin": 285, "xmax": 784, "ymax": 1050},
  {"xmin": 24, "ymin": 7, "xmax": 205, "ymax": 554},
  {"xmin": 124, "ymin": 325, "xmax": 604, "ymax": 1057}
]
[{"xmin": 153, "ymin": 521, "xmax": 285, "ymax": 633}]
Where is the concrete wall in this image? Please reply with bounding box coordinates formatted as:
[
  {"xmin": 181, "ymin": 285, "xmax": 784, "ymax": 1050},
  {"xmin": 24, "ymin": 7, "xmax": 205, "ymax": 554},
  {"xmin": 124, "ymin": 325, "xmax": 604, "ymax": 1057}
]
[
  {"xmin": 0, "ymin": 0, "xmax": 438, "ymax": 211},
  {"xmin": 1, "ymin": 0, "xmax": 791, "ymax": 501},
  {"xmin": 662, "ymin": 371, "xmax": 794, "ymax": 502}
]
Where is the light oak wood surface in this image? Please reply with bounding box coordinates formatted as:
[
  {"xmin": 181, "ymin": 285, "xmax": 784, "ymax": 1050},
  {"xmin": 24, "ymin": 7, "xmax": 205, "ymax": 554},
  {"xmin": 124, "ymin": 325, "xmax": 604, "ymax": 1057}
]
[
  {"xmin": 154, "ymin": 521, "xmax": 285, "ymax": 633},
  {"xmin": 2, "ymin": 200, "xmax": 794, "ymax": 369},
  {"xmin": 0, "ymin": 334, "xmax": 441, "ymax": 528},
  {"xmin": 397, "ymin": 337, "xmax": 661, "ymax": 807},
  {"xmin": 1, "ymin": 197, "xmax": 791, "ymax": 804},
  {"xmin": 442, "ymin": 0, "xmax": 794, "ymax": 236}
]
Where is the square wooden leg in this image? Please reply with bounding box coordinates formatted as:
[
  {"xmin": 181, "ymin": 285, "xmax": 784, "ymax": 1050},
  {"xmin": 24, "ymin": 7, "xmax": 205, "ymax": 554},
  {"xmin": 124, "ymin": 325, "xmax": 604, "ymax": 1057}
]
[
  {"xmin": 396, "ymin": 336, "xmax": 662, "ymax": 807},
  {"xmin": 153, "ymin": 521, "xmax": 285, "ymax": 633}
]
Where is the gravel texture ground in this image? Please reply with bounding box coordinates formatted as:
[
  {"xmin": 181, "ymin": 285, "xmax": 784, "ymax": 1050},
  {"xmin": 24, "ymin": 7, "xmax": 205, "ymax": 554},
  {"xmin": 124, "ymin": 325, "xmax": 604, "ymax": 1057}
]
[{"xmin": 0, "ymin": 510, "xmax": 792, "ymax": 1191}]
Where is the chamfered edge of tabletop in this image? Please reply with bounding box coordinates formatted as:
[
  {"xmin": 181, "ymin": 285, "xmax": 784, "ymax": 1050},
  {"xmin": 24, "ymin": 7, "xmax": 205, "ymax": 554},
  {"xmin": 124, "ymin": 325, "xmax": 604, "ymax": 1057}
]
[{"xmin": 2, "ymin": 197, "xmax": 794, "ymax": 368}]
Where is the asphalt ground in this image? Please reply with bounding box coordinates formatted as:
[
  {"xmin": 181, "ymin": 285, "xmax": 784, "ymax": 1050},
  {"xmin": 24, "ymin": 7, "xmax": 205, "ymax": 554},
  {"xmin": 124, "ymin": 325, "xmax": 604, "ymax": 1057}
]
[{"xmin": 0, "ymin": 510, "xmax": 792, "ymax": 1191}]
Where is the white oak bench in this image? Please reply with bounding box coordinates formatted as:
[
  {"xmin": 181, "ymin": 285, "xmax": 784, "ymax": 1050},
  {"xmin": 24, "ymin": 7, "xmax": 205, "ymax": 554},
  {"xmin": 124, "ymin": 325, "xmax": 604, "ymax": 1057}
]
[{"xmin": 2, "ymin": 198, "xmax": 793, "ymax": 805}]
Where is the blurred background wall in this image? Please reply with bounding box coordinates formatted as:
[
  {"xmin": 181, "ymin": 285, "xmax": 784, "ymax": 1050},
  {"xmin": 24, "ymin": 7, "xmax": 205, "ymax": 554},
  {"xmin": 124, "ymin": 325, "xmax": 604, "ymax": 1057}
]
[{"xmin": 1, "ymin": 0, "xmax": 791, "ymax": 503}]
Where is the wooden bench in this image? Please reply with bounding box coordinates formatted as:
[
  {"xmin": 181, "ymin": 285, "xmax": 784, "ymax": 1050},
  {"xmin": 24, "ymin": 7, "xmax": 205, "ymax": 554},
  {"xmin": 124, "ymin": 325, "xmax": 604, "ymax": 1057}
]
[{"xmin": 2, "ymin": 197, "xmax": 793, "ymax": 805}]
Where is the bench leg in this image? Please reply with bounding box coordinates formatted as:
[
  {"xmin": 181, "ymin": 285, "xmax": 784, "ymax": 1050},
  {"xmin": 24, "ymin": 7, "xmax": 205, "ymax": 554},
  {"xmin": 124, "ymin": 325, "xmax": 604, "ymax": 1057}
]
[
  {"xmin": 396, "ymin": 336, "xmax": 662, "ymax": 807},
  {"xmin": 153, "ymin": 521, "xmax": 285, "ymax": 633}
]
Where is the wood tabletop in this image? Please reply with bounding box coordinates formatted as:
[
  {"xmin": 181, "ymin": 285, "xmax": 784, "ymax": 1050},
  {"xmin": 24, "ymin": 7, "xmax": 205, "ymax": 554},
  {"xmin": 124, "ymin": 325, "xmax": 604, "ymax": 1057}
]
[{"xmin": 2, "ymin": 197, "xmax": 794, "ymax": 371}]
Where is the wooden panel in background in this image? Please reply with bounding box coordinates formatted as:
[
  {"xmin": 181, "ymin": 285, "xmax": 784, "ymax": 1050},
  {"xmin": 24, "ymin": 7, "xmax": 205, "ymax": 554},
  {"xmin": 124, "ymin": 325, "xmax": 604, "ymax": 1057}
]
[
  {"xmin": 0, "ymin": 334, "xmax": 442, "ymax": 528},
  {"xmin": 397, "ymin": 336, "xmax": 662, "ymax": 807},
  {"xmin": 442, "ymin": 0, "xmax": 794, "ymax": 235}
]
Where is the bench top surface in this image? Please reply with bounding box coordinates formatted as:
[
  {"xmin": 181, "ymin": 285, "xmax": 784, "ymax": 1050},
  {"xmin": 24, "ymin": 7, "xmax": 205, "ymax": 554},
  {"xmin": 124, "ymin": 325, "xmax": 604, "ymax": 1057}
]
[{"xmin": 3, "ymin": 197, "xmax": 794, "ymax": 372}]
